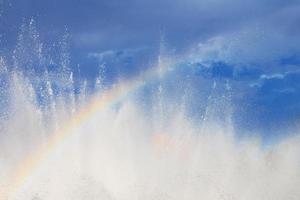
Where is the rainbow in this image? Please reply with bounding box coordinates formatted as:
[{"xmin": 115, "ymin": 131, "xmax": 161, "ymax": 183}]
[{"xmin": 1, "ymin": 59, "xmax": 176, "ymax": 199}]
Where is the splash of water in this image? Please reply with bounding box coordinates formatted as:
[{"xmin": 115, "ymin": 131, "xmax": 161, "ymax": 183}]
[{"xmin": 0, "ymin": 20, "xmax": 300, "ymax": 200}]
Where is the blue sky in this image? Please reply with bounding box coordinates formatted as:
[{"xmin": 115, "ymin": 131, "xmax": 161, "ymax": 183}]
[{"xmin": 1, "ymin": 0, "xmax": 300, "ymax": 140}]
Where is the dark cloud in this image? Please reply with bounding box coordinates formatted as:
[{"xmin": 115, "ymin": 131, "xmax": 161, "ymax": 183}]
[{"xmin": 192, "ymin": 62, "xmax": 263, "ymax": 80}]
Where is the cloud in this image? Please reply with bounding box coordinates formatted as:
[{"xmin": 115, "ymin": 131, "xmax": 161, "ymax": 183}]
[
  {"xmin": 257, "ymin": 71, "xmax": 300, "ymax": 95},
  {"xmin": 1, "ymin": 0, "xmax": 300, "ymax": 137},
  {"xmin": 2, "ymin": 0, "xmax": 299, "ymax": 52}
]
